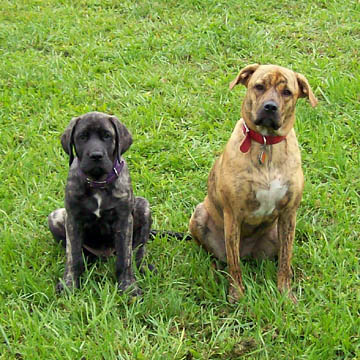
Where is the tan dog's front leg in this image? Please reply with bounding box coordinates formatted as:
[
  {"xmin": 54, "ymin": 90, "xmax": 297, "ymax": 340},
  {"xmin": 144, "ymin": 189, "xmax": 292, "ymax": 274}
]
[
  {"xmin": 224, "ymin": 211, "xmax": 244, "ymax": 303},
  {"xmin": 277, "ymin": 211, "xmax": 297, "ymax": 303}
]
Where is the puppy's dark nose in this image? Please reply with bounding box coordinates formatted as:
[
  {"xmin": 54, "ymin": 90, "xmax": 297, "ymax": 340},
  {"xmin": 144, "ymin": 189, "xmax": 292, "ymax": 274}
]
[
  {"xmin": 89, "ymin": 151, "xmax": 103, "ymax": 161},
  {"xmin": 263, "ymin": 101, "xmax": 278, "ymax": 112}
]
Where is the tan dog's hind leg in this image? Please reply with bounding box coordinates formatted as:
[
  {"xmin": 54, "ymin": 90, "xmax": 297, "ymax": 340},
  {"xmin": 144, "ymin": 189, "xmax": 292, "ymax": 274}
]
[
  {"xmin": 277, "ymin": 211, "xmax": 297, "ymax": 303},
  {"xmin": 189, "ymin": 202, "xmax": 226, "ymax": 262},
  {"xmin": 224, "ymin": 211, "xmax": 245, "ymax": 303}
]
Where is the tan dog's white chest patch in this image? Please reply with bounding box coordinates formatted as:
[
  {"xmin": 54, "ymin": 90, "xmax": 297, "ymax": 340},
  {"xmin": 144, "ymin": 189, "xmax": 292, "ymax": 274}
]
[
  {"xmin": 253, "ymin": 179, "xmax": 288, "ymax": 217},
  {"xmin": 93, "ymin": 193, "xmax": 102, "ymax": 218}
]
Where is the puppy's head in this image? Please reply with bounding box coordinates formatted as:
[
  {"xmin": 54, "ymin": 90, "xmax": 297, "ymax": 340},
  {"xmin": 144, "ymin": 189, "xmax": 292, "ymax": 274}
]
[
  {"xmin": 61, "ymin": 112, "xmax": 132, "ymax": 179},
  {"xmin": 230, "ymin": 64, "xmax": 318, "ymax": 136}
]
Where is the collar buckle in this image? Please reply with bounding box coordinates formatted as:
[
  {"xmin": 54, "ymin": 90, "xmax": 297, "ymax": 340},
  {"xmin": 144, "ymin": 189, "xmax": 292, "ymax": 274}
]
[{"xmin": 243, "ymin": 122, "xmax": 250, "ymax": 133}]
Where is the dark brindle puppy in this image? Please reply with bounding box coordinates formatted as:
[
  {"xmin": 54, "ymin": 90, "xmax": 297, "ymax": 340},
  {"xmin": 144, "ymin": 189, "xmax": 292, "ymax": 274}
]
[{"xmin": 48, "ymin": 112, "xmax": 151, "ymax": 295}]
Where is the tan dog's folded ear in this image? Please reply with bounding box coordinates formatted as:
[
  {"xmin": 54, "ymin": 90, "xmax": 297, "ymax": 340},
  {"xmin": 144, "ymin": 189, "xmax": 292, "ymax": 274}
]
[
  {"xmin": 109, "ymin": 116, "xmax": 133, "ymax": 159},
  {"xmin": 61, "ymin": 116, "xmax": 81, "ymax": 165},
  {"xmin": 296, "ymin": 73, "xmax": 318, "ymax": 107},
  {"xmin": 229, "ymin": 63, "xmax": 260, "ymax": 90}
]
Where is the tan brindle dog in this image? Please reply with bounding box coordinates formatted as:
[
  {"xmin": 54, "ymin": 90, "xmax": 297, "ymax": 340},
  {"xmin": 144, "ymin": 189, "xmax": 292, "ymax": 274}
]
[{"xmin": 189, "ymin": 64, "xmax": 317, "ymax": 302}]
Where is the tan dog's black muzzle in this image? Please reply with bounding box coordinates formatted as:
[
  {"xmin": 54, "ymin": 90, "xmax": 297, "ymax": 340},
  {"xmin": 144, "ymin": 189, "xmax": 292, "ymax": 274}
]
[
  {"xmin": 263, "ymin": 100, "xmax": 278, "ymax": 113},
  {"xmin": 255, "ymin": 100, "xmax": 280, "ymax": 130}
]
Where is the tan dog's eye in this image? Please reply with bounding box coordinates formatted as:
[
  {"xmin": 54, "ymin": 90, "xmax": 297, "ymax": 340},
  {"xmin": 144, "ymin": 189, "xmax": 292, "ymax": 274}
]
[
  {"xmin": 283, "ymin": 89, "xmax": 292, "ymax": 96},
  {"xmin": 254, "ymin": 84, "xmax": 265, "ymax": 91}
]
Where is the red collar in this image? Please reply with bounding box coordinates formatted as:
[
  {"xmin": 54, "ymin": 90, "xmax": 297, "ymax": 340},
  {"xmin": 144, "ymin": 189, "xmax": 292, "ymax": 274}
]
[{"xmin": 240, "ymin": 122, "xmax": 286, "ymax": 153}]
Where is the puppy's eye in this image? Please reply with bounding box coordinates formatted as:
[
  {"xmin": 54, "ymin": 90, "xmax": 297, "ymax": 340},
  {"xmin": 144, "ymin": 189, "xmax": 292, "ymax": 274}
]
[
  {"xmin": 78, "ymin": 132, "xmax": 88, "ymax": 141},
  {"xmin": 102, "ymin": 131, "xmax": 112, "ymax": 140},
  {"xmin": 254, "ymin": 84, "xmax": 265, "ymax": 91},
  {"xmin": 283, "ymin": 89, "xmax": 292, "ymax": 96}
]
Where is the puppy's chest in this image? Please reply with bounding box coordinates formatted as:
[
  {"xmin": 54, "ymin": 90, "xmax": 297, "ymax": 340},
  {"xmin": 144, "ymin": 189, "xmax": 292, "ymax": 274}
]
[
  {"xmin": 92, "ymin": 193, "xmax": 104, "ymax": 218},
  {"xmin": 81, "ymin": 192, "xmax": 119, "ymax": 219}
]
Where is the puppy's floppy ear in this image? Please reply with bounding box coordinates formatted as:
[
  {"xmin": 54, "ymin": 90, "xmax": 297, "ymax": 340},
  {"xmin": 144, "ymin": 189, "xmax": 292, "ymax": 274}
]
[
  {"xmin": 61, "ymin": 116, "xmax": 80, "ymax": 166},
  {"xmin": 109, "ymin": 116, "xmax": 133, "ymax": 160},
  {"xmin": 295, "ymin": 73, "xmax": 318, "ymax": 107},
  {"xmin": 229, "ymin": 63, "xmax": 260, "ymax": 90}
]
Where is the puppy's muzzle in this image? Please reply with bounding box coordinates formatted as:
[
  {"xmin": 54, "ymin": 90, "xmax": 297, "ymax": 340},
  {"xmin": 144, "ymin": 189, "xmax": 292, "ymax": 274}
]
[
  {"xmin": 255, "ymin": 101, "xmax": 280, "ymax": 130},
  {"xmin": 89, "ymin": 151, "xmax": 104, "ymax": 161},
  {"xmin": 81, "ymin": 149, "xmax": 113, "ymax": 179}
]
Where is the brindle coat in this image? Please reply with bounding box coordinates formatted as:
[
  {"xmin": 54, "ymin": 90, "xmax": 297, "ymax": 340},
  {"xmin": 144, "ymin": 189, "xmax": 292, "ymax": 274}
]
[
  {"xmin": 48, "ymin": 112, "xmax": 152, "ymax": 295},
  {"xmin": 189, "ymin": 64, "xmax": 317, "ymax": 302}
]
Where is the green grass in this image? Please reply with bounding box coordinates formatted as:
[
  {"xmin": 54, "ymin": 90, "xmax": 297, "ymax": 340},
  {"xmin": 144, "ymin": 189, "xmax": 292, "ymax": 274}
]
[{"xmin": 0, "ymin": 0, "xmax": 359, "ymax": 358}]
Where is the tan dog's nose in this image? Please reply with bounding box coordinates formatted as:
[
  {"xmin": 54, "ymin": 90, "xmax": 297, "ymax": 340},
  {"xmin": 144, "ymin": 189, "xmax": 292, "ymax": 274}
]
[{"xmin": 263, "ymin": 101, "xmax": 278, "ymax": 113}]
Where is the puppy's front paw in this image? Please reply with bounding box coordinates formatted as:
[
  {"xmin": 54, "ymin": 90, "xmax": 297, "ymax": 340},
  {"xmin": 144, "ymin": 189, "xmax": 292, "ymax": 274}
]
[
  {"xmin": 56, "ymin": 276, "xmax": 78, "ymax": 294},
  {"xmin": 118, "ymin": 277, "xmax": 142, "ymax": 297},
  {"xmin": 140, "ymin": 263, "xmax": 157, "ymax": 275}
]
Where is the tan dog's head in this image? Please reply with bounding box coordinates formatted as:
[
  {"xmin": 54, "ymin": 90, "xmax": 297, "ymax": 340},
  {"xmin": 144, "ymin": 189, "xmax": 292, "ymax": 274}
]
[{"xmin": 230, "ymin": 64, "xmax": 318, "ymax": 136}]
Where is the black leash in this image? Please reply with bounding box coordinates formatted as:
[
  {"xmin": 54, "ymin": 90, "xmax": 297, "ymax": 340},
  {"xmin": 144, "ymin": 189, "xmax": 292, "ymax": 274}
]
[{"xmin": 149, "ymin": 230, "xmax": 192, "ymax": 241}]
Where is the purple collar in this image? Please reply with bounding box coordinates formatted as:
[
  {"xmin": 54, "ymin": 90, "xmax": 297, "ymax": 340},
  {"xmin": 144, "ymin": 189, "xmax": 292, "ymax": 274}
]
[{"xmin": 78, "ymin": 159, "xmax": 124, "ymax": 189}]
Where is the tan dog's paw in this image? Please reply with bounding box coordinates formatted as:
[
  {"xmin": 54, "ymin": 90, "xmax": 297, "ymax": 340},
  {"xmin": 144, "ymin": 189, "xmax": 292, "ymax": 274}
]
[
  {"xmin": 278, "ymin": 273, "xmax": 297, "ymax": 304},
  {"xmin": 228, "ymin": 283, "xmax": 245, "ymax": 303},
  {"xmin": 278, "ymin": 282, "xmax": 297, "ymax": 304},
  {"xmin": 288, "ymin": 292, "xmax": 297, "ymax": 304},
  {"xmin": 281, "ymin": 289, "xmax": 297, "ymax": 304},
  {"xmin": 279, "ymin": 289, "xmax": 297, "ymax": 304}
]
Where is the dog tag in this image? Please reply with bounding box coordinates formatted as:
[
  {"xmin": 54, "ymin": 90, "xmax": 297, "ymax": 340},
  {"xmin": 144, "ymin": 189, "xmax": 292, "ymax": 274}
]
[
  {"xmin": 259, "ymin": 148, "xmax": 267, "ymax": 164},
  {"xmin": 258, "ymin": 136, "xmax": 267, "ymax": 165}
]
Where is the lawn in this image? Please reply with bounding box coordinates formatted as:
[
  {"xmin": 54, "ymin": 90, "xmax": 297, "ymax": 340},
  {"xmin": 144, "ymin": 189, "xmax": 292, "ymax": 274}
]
[{"xmin": 0, "ymin": 0, "xmax": 359, "ymax": 358}]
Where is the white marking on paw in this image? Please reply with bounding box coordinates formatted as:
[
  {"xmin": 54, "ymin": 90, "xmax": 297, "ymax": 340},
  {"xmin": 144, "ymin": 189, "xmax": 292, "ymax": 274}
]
[
  {"xmin": 52, "ymin": 209, "xmax": 66, "ymax": 226},
  {"xmin": 253, "ymin": 179, "xmax": 288, "ymax": 216},
  {"xmin": 93, "ymin": 193, "xmax": 102, "ymax": 218}
]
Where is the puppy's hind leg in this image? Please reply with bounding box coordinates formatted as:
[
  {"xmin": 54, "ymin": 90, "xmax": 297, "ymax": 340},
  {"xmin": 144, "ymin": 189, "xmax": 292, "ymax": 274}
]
[
  {"xmin": 48, "ymin": 208, "xmax": 98, "ymax": 265},
  {"xmin": 132, "ymin": 197, "xmax": 154, "ymax": 272},
  {"xmin": 48, "ymin": 208, "xmax": 67, "ymax": 247}
]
